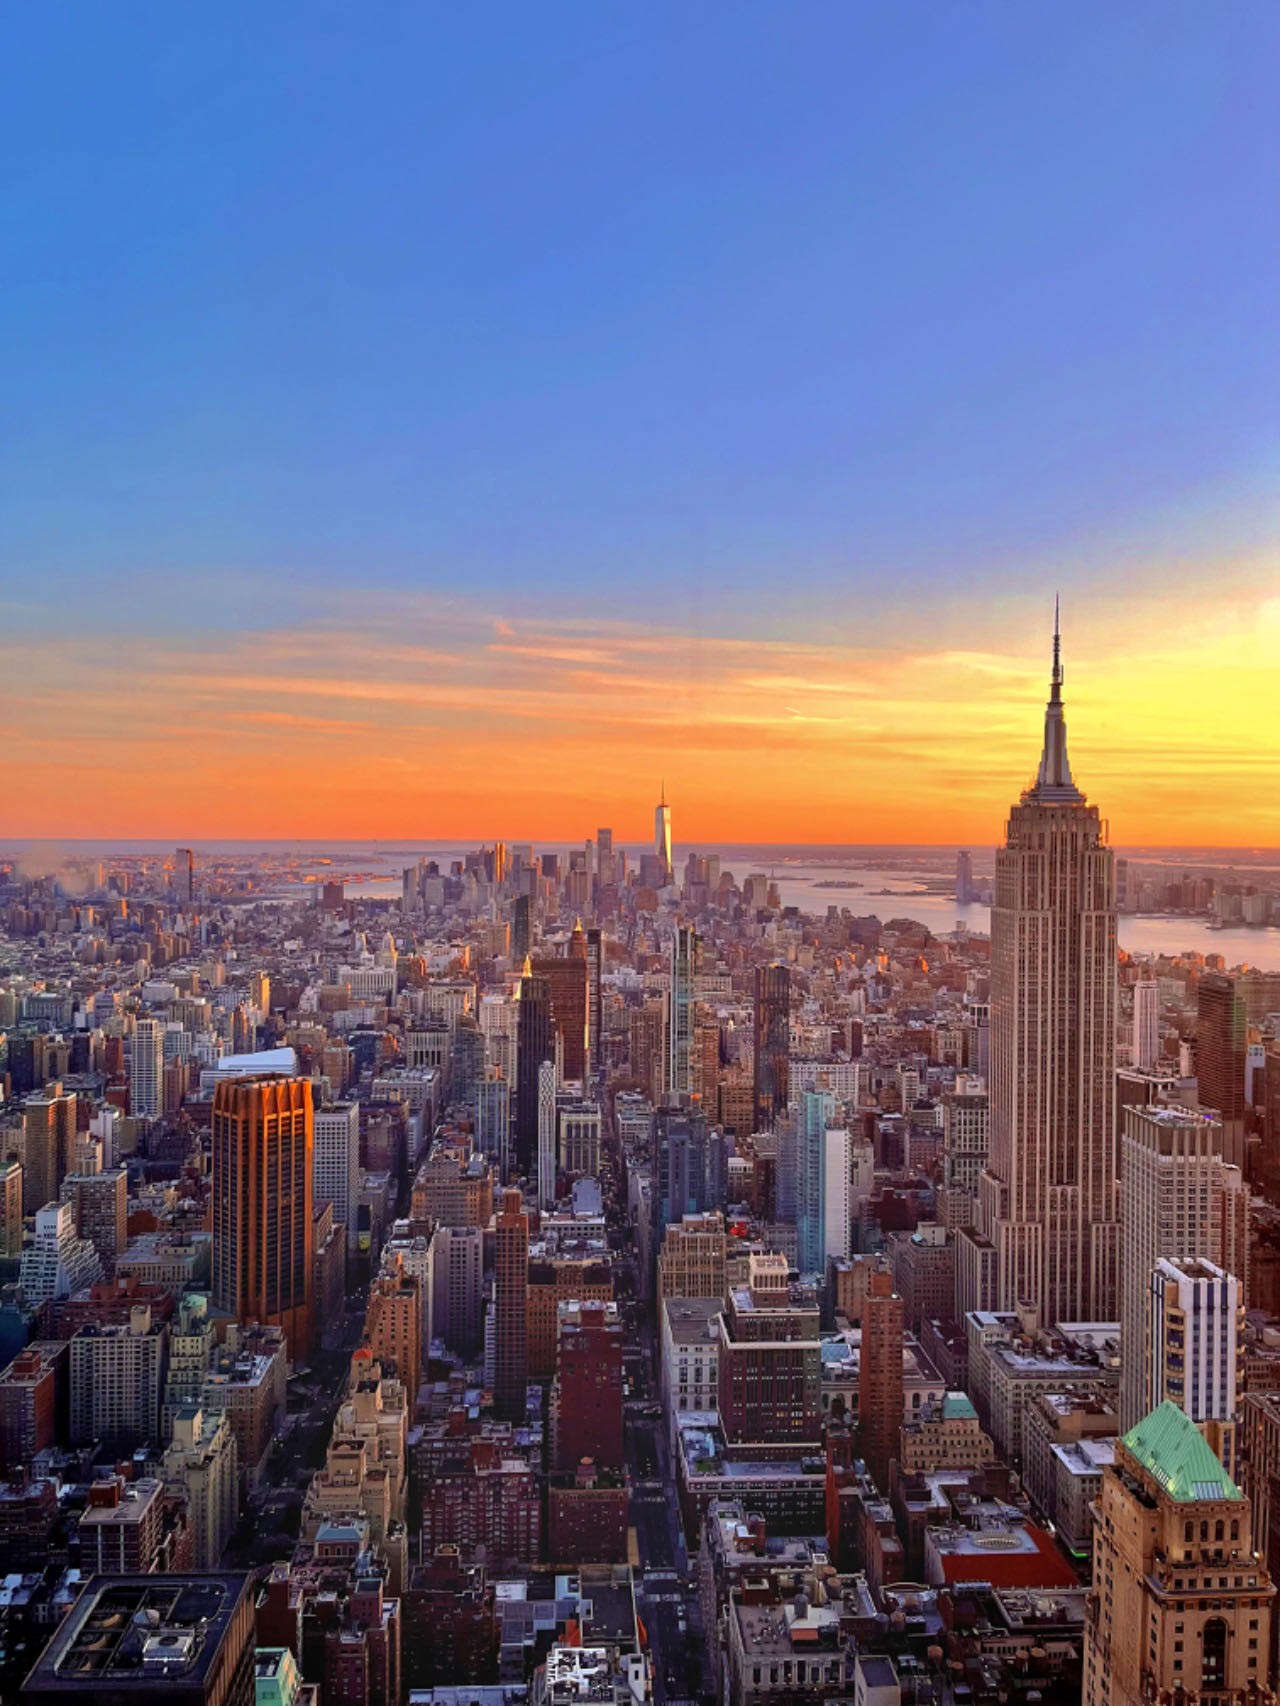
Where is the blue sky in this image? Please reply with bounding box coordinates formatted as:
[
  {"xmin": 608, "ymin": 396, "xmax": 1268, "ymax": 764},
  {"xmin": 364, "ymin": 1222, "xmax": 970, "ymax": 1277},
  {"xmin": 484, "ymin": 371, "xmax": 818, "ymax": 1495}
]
[
  {"xmin": 3, "ymin": 2, "xmax": 1277, "ymax": 638},
  {"xmin": 2, "ymin": 4, "xmax": 1278, "ymax": 842}
]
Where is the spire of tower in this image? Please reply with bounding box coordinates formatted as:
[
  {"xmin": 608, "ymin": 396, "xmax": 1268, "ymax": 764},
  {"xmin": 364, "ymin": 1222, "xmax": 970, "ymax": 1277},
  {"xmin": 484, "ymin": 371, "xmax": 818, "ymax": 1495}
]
[{"xmin": 1028, "ymin": 599, "xmax": 1084, "ymax": 803}]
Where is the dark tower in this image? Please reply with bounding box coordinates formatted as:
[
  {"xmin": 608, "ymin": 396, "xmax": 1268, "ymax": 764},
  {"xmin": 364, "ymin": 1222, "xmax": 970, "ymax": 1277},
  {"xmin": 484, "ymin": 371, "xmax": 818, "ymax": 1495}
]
[
  {"xmin": 515, "ymin": 968, "xmax": 553, "ymax": 1174},
  {"xmin": 511, "ymin": 894, "xmax": 531, "ymax": 963},
  {"xmin": 493, "ymin": 1188, "xmax": 529, "ymax": 1423},
  {"xmin": 753, "ymin": 963, "xmax": 791, "ymax": 1133}
]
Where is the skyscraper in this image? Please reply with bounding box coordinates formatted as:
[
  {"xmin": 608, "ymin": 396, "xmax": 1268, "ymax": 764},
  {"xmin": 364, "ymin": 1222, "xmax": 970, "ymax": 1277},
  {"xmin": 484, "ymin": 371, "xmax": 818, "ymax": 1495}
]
[
  {"xmin": 1132, "ymin": 976, "xmax": 1160, "ymax": 1072},
  {"xmin": 314, "ymin": 1101, "xmax": 360, "ymax": 1251},
  {"xmin": 130, "ymin": 1017, "xmax": 164, "ymax": 1122},
  {"xmin": 753, "ymin": 962, "xmax": 791, "ymax": 1133},
  {"xmin": 656, "ymin": 1103, "xmax": 710, "ymax": 1230},
  {"xmin": 515, "ymin": 968, "xmax": 553, "ymax": 1174},
  {"xmin": 537, "ymin": 1059, "xmax": 558, "ymax": 1209},
  {"xmin": 666, "ymin": 923, "xmax": 701, "ymax": 1099},
  {"xmin": 655, "ymin": 785, "xmax": 672, "ymax": 885},
  {"xmin": 211, "ymin": 1075, "xmax": 314, "ymax": 1359},
  {"xmin": 1084, "ymin": 1404, "xmax": 1272, "ymax": 1705},
  {"xmin": 859, "ymin": 1269, "xmax": 905, "ymax": 1492},
  {"xmin": 493, "ymin": 1188, "xmax": 529, "ymax": 1423},
  {"xmin": 511, "ymin": 893, "xmax": 531, "ymax": 963},
  {"xmin": 585, "ymin": 926, "xmax": 603, "ymax": 1074},
  {"xmin": 21, "ymin": 1084, "xmax": 76, "ymax": 1212},
  {"xmin": 955, "ymin": 849, "xmax": 974, "ymax": 904},
  {"xmin": 1146, "ymin": 1256, "xmax": 1242, "ymax": 1479},
  {"xmin": 174, "ymin": 846, "xmax": 195, "ymax": 903},
  {"xmin": 795, "ymin": 1089, "xmax": 835, "ymax": 1276},
  {"xmin": 476, "ymin": 1073, "xmax": 511, "ymax": 1175},
  {"xmin": 1197, "ymin": 972, "xmax": 1249, "ymax": 1169},
  {"xmin": 531, "ymin": 950, "xmax": 588, "ymax": 1083},
  {"xmin": 1119, "ymin": 1103, "xmax": 1247, "ymax": 1430},
  {"xmin": 596, "ymin": 827, "xmax": 614, "ymax": 889},
  {"xmin": 976, "ymin": 614, "xmax": 1119, "ymax": 1323}
]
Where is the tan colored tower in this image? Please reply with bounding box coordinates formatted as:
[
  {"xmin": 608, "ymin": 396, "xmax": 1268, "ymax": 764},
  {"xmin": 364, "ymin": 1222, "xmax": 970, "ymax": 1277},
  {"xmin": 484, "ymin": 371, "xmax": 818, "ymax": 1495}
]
[
  {"xmin": 1119, "ymin": 1104, "xmax": 1248, "ymax": 1430},
  {"xmin": 1084, "ymin": 1402, "xmax": 1275, "ymax": 1705},
  {"xmin": 977, "ymin": 612, "xmax": 1120, "ymax": 1323},
  {"xmin": 211, "ymin": 1075, "xmax": 314, "ymax": 1359}
]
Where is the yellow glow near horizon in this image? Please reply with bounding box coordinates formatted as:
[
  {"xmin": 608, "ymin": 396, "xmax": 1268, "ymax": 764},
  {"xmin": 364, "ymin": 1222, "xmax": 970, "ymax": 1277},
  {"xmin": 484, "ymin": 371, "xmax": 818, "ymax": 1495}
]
[{"xmin": 1, "ymin": 585, "xmax": 1277, "ymax": 845}]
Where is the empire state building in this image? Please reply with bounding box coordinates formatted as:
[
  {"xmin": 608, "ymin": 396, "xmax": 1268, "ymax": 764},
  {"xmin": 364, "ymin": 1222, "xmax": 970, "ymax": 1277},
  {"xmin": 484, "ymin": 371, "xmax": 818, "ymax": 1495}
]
[{"xmin": 975, "ymin": 615, "xmax": 1119, "ymax": 1324}]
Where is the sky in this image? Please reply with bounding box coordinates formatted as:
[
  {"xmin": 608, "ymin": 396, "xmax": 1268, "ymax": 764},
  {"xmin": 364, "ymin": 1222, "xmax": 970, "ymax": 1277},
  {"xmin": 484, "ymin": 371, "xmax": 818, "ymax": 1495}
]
[{"xmin": 1, "ymin": 3, "xmax": 1277, "ymax": 845}]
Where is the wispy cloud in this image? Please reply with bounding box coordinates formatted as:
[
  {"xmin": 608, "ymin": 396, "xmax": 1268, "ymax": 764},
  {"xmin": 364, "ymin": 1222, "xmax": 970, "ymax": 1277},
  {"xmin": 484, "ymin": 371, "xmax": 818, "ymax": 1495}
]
[{"xmin": 0, "ymin": 580, "xmax": 1276, "ymax": 842}]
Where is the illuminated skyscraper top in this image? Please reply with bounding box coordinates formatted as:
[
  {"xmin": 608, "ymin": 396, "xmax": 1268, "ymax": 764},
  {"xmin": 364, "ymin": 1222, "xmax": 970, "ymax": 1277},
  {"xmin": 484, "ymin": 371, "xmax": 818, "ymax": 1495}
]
[
  {"xmin": 1027, "ymin": 596, "xmax": 1085, "ymax": 804},
  {"xmin": 655, "ymin": 783, "xmax": 673, "ymax": 884}
]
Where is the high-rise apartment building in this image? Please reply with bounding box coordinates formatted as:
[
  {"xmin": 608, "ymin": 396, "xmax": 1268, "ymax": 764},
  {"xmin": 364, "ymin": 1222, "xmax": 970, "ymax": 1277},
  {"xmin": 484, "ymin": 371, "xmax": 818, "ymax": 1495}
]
[
  {"xmin": 1147, "ymin": 1256, "xmax": 1243, "ymax": 1480},
  {"xmin": 938, "ymin": 1085, "xmax": 989, "ymax": 1230},
  {"xmin": 667, "ymin": 923, "xmax": 701, "ymax": 1099},
  {"xmin": 432, "ymin": 1224, "xmax": 484, "ymax": 1357},
  {"xmin": 492, "ymin": 1188, "xmax": 529, "ymax": 1423},
  {"xmin": 975, "ymin": 620, "xmax": 1119, "ymax": 1323},
  {"xmin": 161, "ymin": 1403, "xmax": 238, "ymax": 1569},
  {"xmin": 19, "ymin": 1201, "xmax": 102, "ymax": 1304},
  {"xmin": 537, "ymin": 1060, "xmax": 558, "ymax": 1210},
  {"xmin": 753, "ymin": 963, "xmax": 791, "ymax": 1133},
  {"xmin": 130, "ymin": 1017, "xmax": 165, "ymax": 1121},
  {"xmin": 1084, "ymin": 1403, "xmax": 1273, "ymax": 1705},
  {"xmin": 365, "ymin": 1257, "xmax": 423, "ymax": 1406},
  {"xmin": 1119, "ymin": 1104, "xmax": 1247, "ymax": 1429},
  {"xmin": 60, "ymin": 1163, "xmax": 128, "ymax": 1276},
  {"xmin": 314, "ymin": 1101, "xmax": 360, "ymax": 1249},
  {"xmin": 70, "ymin": 1306, "xmax": 169, "ymax": 1449},
  {"xmin": 860, "ymin": 1269, "xmax": 905, "ymax": 1492},
  {"xmin": 0, "ymin": 1158, "xmax": 24, "ymax": 1257},
  {"xmin": 211, "ymin": 1075, "xmax": 314, "ymax": 1359},
  {"xmin": 795, "ymin": 1089, "xmax": 835, "ymax": 1276},
  {"xmin": 21, "ymin": 1083, "xmax": 76, "ymax": 1212}
]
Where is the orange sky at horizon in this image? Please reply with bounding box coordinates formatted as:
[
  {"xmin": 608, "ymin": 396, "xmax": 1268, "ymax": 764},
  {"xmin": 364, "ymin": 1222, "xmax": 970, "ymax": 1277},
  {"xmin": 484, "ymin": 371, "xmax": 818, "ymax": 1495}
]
[{"xmin": 3, "ymin": 581, "xmax": 1278, "ymax": 848}]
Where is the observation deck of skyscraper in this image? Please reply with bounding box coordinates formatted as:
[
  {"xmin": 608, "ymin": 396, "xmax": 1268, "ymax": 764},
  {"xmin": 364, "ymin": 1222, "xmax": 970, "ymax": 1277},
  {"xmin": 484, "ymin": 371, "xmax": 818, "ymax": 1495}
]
[{"xmin": 2, "ymin": 9, "xmax": 1278, "ymax": 1706}]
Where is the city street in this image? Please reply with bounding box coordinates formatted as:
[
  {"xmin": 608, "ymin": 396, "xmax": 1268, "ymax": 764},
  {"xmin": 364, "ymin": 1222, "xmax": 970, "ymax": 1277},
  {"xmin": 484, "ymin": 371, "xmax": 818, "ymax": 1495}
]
[{"xmin": 622, "ymin": 1290, "xmax": 710, "ymax": 1706}]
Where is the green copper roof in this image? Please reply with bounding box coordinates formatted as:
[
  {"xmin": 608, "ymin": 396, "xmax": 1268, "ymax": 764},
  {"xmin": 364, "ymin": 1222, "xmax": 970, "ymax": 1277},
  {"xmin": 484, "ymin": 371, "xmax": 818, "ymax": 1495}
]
[
  {"xmin": 942, "ymin": 1392, "xmax": 978, "ymax": 1421},
  {"xmin": 1122, "ymin": 1402, "xmax": 1242, "ymax": 1503}
]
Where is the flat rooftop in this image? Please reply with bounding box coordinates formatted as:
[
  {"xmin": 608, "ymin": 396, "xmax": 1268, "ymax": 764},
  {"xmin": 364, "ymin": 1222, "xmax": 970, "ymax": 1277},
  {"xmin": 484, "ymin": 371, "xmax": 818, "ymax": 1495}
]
[{"xmin": 22, "ymin": 1575, "xmax": 249, "ymax": 1693}]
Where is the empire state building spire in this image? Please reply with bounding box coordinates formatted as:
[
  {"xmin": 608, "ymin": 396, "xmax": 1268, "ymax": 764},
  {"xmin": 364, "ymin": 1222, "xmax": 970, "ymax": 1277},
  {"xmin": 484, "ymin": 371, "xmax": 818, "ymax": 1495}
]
[
  {"xmin": 964, "ymin": 611, "xmax": 1119, "ymax": 1327},
  {"xmin": 1027, "ymin": 597, "xmax": 1084, "ymax": 803}
]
